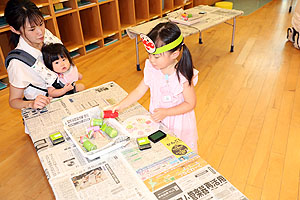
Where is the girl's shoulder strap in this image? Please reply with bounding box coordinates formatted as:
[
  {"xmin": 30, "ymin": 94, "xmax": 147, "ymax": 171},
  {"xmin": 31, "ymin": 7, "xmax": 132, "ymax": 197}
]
[{"xmin": 5, "ymin": 49, "xmax": 36, "ymax": 69}]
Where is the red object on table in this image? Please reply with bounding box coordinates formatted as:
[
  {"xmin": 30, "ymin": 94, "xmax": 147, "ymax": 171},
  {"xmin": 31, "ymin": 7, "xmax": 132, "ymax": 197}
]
[{"xmin": 102, "ymin": 110, "xmax": 119, "ymax": 118}]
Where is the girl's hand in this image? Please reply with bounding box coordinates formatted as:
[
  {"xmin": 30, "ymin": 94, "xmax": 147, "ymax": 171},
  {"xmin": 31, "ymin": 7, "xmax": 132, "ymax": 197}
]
[
  {"xmin": 30, "ymin": 95, "xmax": 52, "ymax": 109},
  {"xmin": 64, "ymin": 83, "xmax": 74, "ymax": 92},
  {"xmin": 111, "ymin": 103, "xmax": 122, "ymax": 113},
  {"xmin": 151, "ymin": 108, "xmax": 169, "ymax": 122}
]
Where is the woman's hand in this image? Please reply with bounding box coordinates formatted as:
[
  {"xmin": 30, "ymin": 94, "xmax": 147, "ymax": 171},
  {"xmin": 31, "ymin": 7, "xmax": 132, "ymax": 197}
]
[
  {"xmin": 151, "ymin": 108, "xmax": 169, "ymax": 122},
  {"xmin": 30, "ymin": 95, "xmax": 52, "ymax": 109}
]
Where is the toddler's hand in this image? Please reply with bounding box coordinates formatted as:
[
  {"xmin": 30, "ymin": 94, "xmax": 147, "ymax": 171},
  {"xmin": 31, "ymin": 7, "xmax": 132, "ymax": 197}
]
[
  {"xmin": 151, "ymin": 108, "xmax": 168, "ymax": 122},
  {"xmin": 64, "ymin": 83, "xmax": 74, "ymax": 92},
  {"xmin": 31, "ymin": 95, "xmax": 52, "ymax": 109}
]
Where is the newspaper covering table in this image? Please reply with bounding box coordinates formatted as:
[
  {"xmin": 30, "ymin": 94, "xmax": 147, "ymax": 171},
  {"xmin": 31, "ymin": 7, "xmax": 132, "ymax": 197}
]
[
  {"xmin": 22, "ymin": 81, "xmax": 248, "ymax": 200},
  {"xmin": 126, "ymin": 5, "xmax": 244, "ymax": 70}
]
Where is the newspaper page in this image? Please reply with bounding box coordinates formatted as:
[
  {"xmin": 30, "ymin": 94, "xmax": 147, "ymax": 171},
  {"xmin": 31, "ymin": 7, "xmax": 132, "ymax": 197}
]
[
  {"xmin": 49, "ymin": 154, "xmax": 152, "ymax": 200},
  {"xmin": 22, "ymin": 81, "xmax": 249, "ymax": 200},
  {"xmin": 152, "ymin": 165, "xmax": 249, "ymax": 200},
  {"xmin": 120, "ymin": 135, "xmax": 248, "ymax": 200}
]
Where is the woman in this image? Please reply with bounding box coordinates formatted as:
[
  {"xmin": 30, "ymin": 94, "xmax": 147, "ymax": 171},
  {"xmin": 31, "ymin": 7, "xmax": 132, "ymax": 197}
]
[{"xmin": 5, "ymin": 0, "xmax": 61, "ymax": 110}]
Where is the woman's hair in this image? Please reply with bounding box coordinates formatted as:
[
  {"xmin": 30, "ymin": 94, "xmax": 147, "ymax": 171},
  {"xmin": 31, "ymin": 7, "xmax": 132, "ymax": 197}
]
[
  {"xmin": 42, "ymin": 43, "xmax": 74, "ymax": 71},
  {"xmin": 147, "ymin": 22, "xmax": 194, "ymax": 85},
  {"xmin": 4, "ymin": 0, "xmax": 44, "ymax": 47}
]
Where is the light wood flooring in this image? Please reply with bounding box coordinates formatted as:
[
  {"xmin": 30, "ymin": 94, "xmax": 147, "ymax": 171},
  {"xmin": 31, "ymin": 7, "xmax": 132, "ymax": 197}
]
[{"xmin": 0, "ymin": 0, "xmax": 299, "ymax": 199}]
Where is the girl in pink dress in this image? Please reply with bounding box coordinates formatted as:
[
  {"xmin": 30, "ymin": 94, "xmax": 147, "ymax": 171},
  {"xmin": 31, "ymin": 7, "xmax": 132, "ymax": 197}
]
[
  {"xmin": 42, "ymin": 43, "xmax": 84, "ymax": 98},
  {"xmin": 114, "ymin": 22, "xmax": 199, "ymax": 152}
]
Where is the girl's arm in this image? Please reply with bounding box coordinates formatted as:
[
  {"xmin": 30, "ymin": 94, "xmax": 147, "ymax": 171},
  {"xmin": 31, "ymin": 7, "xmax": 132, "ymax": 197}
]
[
  {"xmin": 151, "ymin": 82, "xmax": 196, "ymax": 122},
  {"xmin": 48, "ymin": 83, "xmax": 74, "ymax": 97},
  {"xmin": 9, "ymin": 85, "xmax": 51, "ymax": 109},
  {"xmin": 113, "ymin": 79, "xmax": 149, "ymax": 112}
]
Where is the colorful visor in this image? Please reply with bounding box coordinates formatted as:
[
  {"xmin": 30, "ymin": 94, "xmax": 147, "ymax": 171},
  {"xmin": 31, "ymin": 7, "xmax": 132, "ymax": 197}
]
[{"xmin": 140, "ymin": 34, "xmax": 183, "ymax": 54}]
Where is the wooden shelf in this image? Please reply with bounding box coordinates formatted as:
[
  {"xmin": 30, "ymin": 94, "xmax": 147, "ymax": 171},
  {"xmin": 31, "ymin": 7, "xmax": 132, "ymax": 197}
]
[
  {"xmin": 79, "ymin": 6, "xmax": 102, "ymax": 44},
  {"xmin": 118, "ymin": 0, "xmax": 136, "ymax": 29},
  {"xmin": 0, "ymin": 46, "xmax": 6, "ymax": 79},
  {"xmin": 149, "ymin": 0, "xmax": 161, "ymax": 17},
  {"xmin": 56, "ymin": 12, "xmax": 83, "ymax": 51},
  {"xmin": 44, "ymin": 19, "xmax": 56, "ymax": 37},
  {"xmin": 134, "ymin": 0, "xmax": 149, "ymax": 22},
  {"xmin": 0, "ymin": 0, "xmax": 195, "ymax": 80},
  {"xmin": 99, "ymin": 1, "xmax": 120, "ymax": 37}
]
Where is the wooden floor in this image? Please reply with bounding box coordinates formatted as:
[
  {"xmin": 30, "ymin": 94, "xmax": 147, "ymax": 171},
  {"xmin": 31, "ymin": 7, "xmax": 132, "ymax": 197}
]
[{"xmin": 1, "ymin": 0, "xmax": 299, "ymax": 199}]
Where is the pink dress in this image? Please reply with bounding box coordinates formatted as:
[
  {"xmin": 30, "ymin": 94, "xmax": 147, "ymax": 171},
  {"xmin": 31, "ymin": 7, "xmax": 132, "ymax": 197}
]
[{"xmin": 144, "ymin": 59, "xmax": 199, "ymax": 152}]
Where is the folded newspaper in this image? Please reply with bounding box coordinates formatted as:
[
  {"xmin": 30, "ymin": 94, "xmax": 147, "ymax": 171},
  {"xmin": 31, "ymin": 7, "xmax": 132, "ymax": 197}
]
[
  {"xmin": 168, "ymin": 8, "xmax": 206, "ymax": 26},
  {"xmin": 63, "ymin": 106, "xmax": 130, "ymax": 160}
]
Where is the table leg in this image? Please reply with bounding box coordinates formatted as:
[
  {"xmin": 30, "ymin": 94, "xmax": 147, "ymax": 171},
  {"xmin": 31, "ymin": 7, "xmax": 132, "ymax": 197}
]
[
  {"xmin": 135, "ymin": 36, "xmax": 141, "ymax": 71},
  {"xmin": 199, "ymin": 31, "xmax": 203, "ymax": 44},
  {"xmin": 230, "ymin": 17, "xmax": 236, "ymax": 52},
  {"xmin": 289, "ymin": 0, "xmax": 294, "ymax": 13}
]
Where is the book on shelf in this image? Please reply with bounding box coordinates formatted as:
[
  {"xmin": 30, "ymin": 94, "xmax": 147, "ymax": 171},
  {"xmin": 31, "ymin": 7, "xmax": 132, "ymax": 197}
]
[
  {"xmin": 0, "ymin": 17, "xmax": 8, "ymax": 28},
  {"xmin": 104, "ymin": 37, "xmax": 118, "ymax": 46},
  {"xmin": 70, "ymin": 51, "xmax": 80, "ymax": 58},
  {"xmin": 85, "ymin": 44, "xmax": 100, "ymax": 52}
]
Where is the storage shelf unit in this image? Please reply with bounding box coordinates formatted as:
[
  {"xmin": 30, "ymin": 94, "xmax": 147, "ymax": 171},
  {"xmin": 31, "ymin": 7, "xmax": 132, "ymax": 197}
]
[{"xmin": 0, "ymin": 0, "xmax": 194, "ymax": 79}]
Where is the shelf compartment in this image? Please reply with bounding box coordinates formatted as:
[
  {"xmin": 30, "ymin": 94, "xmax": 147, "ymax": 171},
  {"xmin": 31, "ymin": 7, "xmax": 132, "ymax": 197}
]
[
  {"xmin": 56, "ymin": 12, "xmax": 83, "ymax": 51},
  {"xmin": 99, "ymin": 1, "xmax": 120, "ymax": 37},
  {"xmin": 184, "ymin": 1, "xmax": 193, "ymax": 9},
  {"xmin": 85, "ymin": 40, "xmax": 102, "ymax": 53},
  {"xmin": 98, "ymin": 0, "xmax": 114, "ymax": 4},
  {"xmin": 118, "ymin": 0, "xmax": 136, "ymax": 30},
  {"xmin": 174, "ymin": 0, "xmax": 184, "ymax": 8},
  {"xmin": 121, "ymin": 30, "xmax": 127, "ymax": 38},
  {"xmin": 0, "ymin": 1, "xmax": 8, "ymax": 17},
  {"xmin": 104, "ymin": 33, "xmax": 118, "ymax": 46},
  {"xmin": 0, "ymin": 17, "xmax": 8, "ymax": 29},
  {"xmin": 39, "ymin": 5, "xmax": 52, "ymax": 19},
  {"xmin": 162, "ymin": 0, "xmax": 173, "ymax": 14},
  {"xmin": 44, "ymin": 19, "xmax": 57, "ymax": 37},
  {"xmin": 0, "ymin": 46, "xmax": 7, "ymax": 79},
  {"xmin": 0, "ymin": 31, "xmax": 12, "ymax": 59},
  {"xmin": 79, "ymin": 6, "xmax": 102, "ymax": 44},
  {"xmin": 134, "ymin": 0, "xmax": 149, "ymax": 24},
  {"xmin": 53, "ymin": 0, "xmax": 76, "ymax": 14},
  {"xmin": 69, "ymin": 47, "xmax": 84, "ymax": 58},
  {"xmin": 77, "ymin": 0, "xmax": 96, "ymax": 9},
  {"xmin": 149, "ymin": 0, "xmax": 161, "ymax": 19}
]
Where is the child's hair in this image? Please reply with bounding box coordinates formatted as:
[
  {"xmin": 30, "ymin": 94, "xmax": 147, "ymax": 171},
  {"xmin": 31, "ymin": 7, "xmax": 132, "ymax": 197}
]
[
  {"xmin": 147, "ymin": 22, "xmax": 194, "ymax": 85},
  {"xmin": 42, "ymin": 43, "xmax": 74, "ymax": 71},
  {"xmin": 5, "ymin": 0, "xmax": 44, "ymax": 48}
]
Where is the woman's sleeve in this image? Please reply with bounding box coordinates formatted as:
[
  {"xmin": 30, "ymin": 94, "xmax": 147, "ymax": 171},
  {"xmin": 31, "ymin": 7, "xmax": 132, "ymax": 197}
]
[{"xmin": 7, "ymin": 59, "xmax": 31, "ymax": 88}]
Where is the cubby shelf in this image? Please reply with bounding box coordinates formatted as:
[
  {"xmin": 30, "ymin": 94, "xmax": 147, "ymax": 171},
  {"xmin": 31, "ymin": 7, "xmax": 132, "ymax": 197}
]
[{"xmin": 0, "ymin": 0, "xmax": 198, "ymax": 79}]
